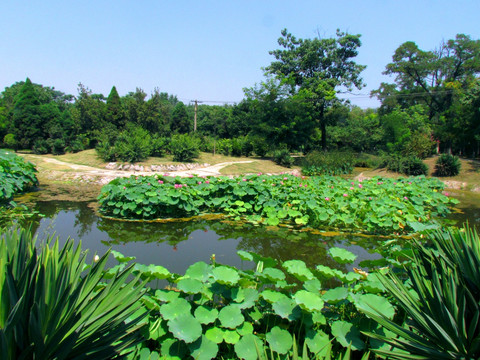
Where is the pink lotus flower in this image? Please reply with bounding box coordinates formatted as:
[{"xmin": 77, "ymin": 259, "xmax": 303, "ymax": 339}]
[
  {"xmin": 369, "ymin": 197, "xmax": 373, "ymax": 200},
  {"xmin": 325, "ymin": 197, "xmax": 330, "ymax": 201},
  {"xmin": 350, "ymin": 187, "xmax": 354, "ymax": 190},
  {"xmin": 404, "ymin": 196, "xmax": 408, "ymax": 200},
  {"xmin": 158, "ymin": 180, "xmax": 163, "ymax": 184},
  {"xmin": 205, "ymin": 180, "xmax": 210, "ymax": 184},
  {"xmin": 358, "ymin": 184, "xmax": 363, "ymax": 188},
  {"xmin": 343, "ymin": 193, "xmax": 348, "ymax": 197},
  {"xmin": 198, "ymin": 181, "xmax": 202, "ymax": 185},
  {"xmin": 283, "ymin": 177, "xmax": 288, "ymax": 180}
]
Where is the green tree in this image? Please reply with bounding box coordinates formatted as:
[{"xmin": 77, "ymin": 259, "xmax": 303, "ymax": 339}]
[
  {"xmin": 171, "ymin": 102, "xmax": 190, "ymax": 134},
  {"xmin": 12, "ymin": 78, "xmax": 45, "ymax": 149},
  {"xmin": 265, "ymin": 29, "xmax": 366, "ymax": 150},
  {"xmin": 106, "ymin": 85, "xmax": 125, "ymax": 129},
  {"xmin": 374, "ymin": 34, "xmax": 480, "ymax": 152}
]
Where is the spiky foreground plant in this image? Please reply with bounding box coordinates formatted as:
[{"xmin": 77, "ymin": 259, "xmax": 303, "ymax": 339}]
[
  {"xmin": 0, "ymin": 226, "xmax": 147, "ymax": 359},
  {"xmin": 362, "ymin": 225, "xmax": 480, "ymax": 359}
]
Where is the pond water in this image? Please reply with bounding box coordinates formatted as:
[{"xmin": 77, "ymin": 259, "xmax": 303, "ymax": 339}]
[
  {"xmin": 29, "ymin": 200, "xmax": 384, "ymax": 275},
  {"xmin": 18, "ymin": 187, "xmax": 477, "ymax": 275}
]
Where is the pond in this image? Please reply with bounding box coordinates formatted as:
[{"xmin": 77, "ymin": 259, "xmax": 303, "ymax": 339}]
[
  {"xmin": 18, "ymin": 187, "xmax": 477, "ymax": 275},
  {"xmin": 29, "ymin": 200, "xmax": 385, "ymax": 275}
]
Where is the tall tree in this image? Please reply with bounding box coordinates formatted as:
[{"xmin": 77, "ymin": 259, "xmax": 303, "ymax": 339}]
[
  {"xmin": 265, "ymin": 29, "xmax": 366, "ymax": 149},
  {"xmin": 106, "ymin": 86, "xmax": 125, "ymax": 129},
  {"xmin": 12, "ymin": 78, "xmax": 45, "ymax": 149},
  {"xmin": 170, "ymin": 102, "xmax": 190, "ymax": 134}
]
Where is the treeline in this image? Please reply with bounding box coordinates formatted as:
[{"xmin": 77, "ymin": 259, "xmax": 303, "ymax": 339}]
[{"xmin": 0, "ymin": 31, "xmax": 479, "ymax": 162}]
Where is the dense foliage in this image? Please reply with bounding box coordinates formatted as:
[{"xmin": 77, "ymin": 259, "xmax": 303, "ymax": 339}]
[
  {"xmin": 434, "ymin": 153, "xmax": 462, "ymax": 177},
  {"xmin": 0, "ymin": 150, "xmax": 38, "ymax": 205},
  {"xmin": 98, "ymin": 174, "xmax": 457, "ymax": 235},
  {"xmin": 0, "ymin": 226, "xmax": 148, "ymax": 359},
  {"xmin": 301, "ymin": 151, "xmax": 355, "ymax": 176}
]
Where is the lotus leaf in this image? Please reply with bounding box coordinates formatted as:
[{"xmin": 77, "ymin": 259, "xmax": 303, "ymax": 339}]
[
  {"xmin": 177, "ymin": 278, "xmax": 204, "ymax": 294},
  {"xmin": 272, "ymin": 297, "xmax": 299, "ymax": 321},
  {"xmin": 154, "ymin": 289, "xmax": 180, "ymax": 303},
  {"xmin": 237, "ymin": 250, "xmax": 253, "ymax": 261},
  {"xmin": 236, "ymin": 322, "xmax": 254, "ymax": 336},
  {"xmin": 303, "ymin": 278, "xmax": 322, "ymax": 292},
  {"xmin": 232, "ymin": 288, "xmax": 259, "ymax": 309},
  {"xmin": 261, "ymin": 267, "xmax": 286, "ymax": 282},
  {"xmin": 205, "ymin": 327, "xmax": 224, "ymax": 344},
  {"xmin": 167, "ymin": 313, "xmax": 202, "ymax": 343},
  {"xmin": 305, "ymin": 330, "xmax": 331, "ymax": 356},
  {"xmin": 194, "ymin": 306, "xmax": 219, "ymax": 325},
  {"xmin": 331, "ymin": 320, "xmax": 365, "ymax": 351},
  {"xmin": 328, "ymin": 247, "xmax": 357, "ymax": 264},
  {"xmin": 212, "ymin": 266, "xmax": 240, "ymax": 286},
  {"xmin": 322, "ymin": 287, "xmax": 349, "ymax": 304},
  {"xmin": 223, "ymin": 329, "xmax": 241, "ymax": 344},
  {"xmin": 189, "ymin": 335, "xmax": 219, "ymax": 360},
  {"xmin": 234, "ymin": 333, "xmax": 264, "ymax": 360},
  {"xmin": 283, "ymin": 259, "xmax": 315, "ymax": 281},
  {"xmin": 160, "ymin": 298, "xmax": 191, "ymax": 320},
  {"xmin": 218, "ymin": 305, "xmax": 244, "ymax": 329},
  {"xmin": 160, "ymin": 338, "xmax": 188, "ymax": 360},
  {"xmin": 294, "ymin": 290, "xmax": 324, "ymax": 312},
  {"xmin": 261, "ymin": 289, "xmax": 288, "ymax": 303},
  {"xmin": 353, "ymin": 293, "xmax": 395, "ymax": 320},
  {"xmin": 266, "ymin": 326, "xmax": 293, "ymax": 354},
  {"xmin": 316, "ymin": 265, "xmax": 344, "ymax": 279}
]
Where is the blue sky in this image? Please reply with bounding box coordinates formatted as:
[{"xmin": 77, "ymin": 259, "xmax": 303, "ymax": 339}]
[{"xmin": 1, "ymin": 1, "xmax": 479, "ymax": 108}]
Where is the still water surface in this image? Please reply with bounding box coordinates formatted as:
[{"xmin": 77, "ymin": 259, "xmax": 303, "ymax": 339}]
[{"xmin": 31, "ymin": 201, "xmax": 383, "ymax": 274}]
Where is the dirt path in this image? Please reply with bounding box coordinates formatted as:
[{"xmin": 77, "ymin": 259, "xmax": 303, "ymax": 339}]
[{"xmin": 24, "ymin": 155, "xmax": 257, "ymax": 185}]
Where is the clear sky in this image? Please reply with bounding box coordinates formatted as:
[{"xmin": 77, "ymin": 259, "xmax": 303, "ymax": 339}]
[{"xmin": 1, "ymin": 1, "xmax": 479, "ymax": 108}]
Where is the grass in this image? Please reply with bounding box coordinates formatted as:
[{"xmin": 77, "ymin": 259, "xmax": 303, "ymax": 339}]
[{"xmin": 219, "ymin": 161, "xmax": 298, "ymax": 175}]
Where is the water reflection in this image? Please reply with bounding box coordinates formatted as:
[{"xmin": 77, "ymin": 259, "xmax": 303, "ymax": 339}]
[{"xmin": 30, "ymin": 201, "xmax": 384, "ymax": 275}]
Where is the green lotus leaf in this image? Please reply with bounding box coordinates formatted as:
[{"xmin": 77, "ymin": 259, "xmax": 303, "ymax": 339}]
[
  {"xmin": 266, "ymin": 326, "xmax": 293, "ymax": 354},
  {"xmin": 185, "ymin": 261, "xmax": 212, "ymax": 282},
  {"xmin": 312, "ymin": 311, "xmax": 327, "ymax": 325},
  {"xmin": 232, "ymin": 288, "xmax": 259, "ymax": 309},
  {"xmin": 160, "ymin": 338, "xmax": 188, "ymax": 360},
  {"xmin": 283, "ymin": 259, "xmax": 315, "ymax": 281},
  {"xmin": 205, "ymin": 327, "xmax": 224, "ymax": 344},
  {"xmin": 236, "ymin": 322, "xmax": 254, "ymax": 336},
  {"xmin": 328, "ymin": 247, "xmax": 357, "ymax": 264},
  {"xmin": 338, "ymin": 271, "xmax": 363, "ymax": 283},
  {"xmin": 234, "ymin": 333, "xmax": 264, "ymax": 360},
  {"xmin": 322, "ymin": 287, "xmax": 349, "ymax": 304},
  {"xmin": 272, "ymin": 297, "xmax": 298, "ymax": 320},
  {"xmin": 177, "ymin": 278, "xmax": 204, "ymax": 294},
  {"xmin": 218, "ymin": 305, "xmax": 244, "ymax": 329},
  {"xmin": 262, "ymin": 268, "xmax": 286, "ymax": 282},
  {"xmin": 330, "ymin": 320, "xmax": 365, "ymax": 351},
  {"xmin": 188, "ymin": 335, "xmax": 219, "ymax": 360},
  {"xmin": 305, "ymin": 330, "xmax": 331, "ymax": 356},
  {"xmin": 154, "ymin": 289, "xmax": 180, "ymax": 303},
  {"xmin": 237, "ymin": 250, "xmax": 253, "ymax": 261},
  {"xmin": 212, "ymin": 266, "xmax": 240, "ymax": 286},
  {"xmin": 303, "ymin": 278, "xmax": 322, "ymax": 292},
  {"xmin": 111, "ymin": 250, "xmax": 136, "ymax": 263},
  {"xmin": 167, "ymin": 313, "xmax": 202, "ymax": 343},
  {"xmin": 294, "ymin": 290, "xmax": 324, "ymax": 312},
  {"xmin": 261, "ymin": 289, "xmax": 288, "ymax": 304},
  {"xmin": 223, "ymin": 329, "xmax": 240, "ymax": 344},
  {"xmin": 160, "ymin": 298, "xmax": 191, "ymax": 321},
  {"xmin": 353, "ymin": 293, "xmax": 395, "ymax": 320},
  {"xmin": 315, "ymin": 265, "xmax": 343, "ymax": 279},
  {"xmin": 194, "ymin": 306, "xmax": 219, "ymax": 325}
]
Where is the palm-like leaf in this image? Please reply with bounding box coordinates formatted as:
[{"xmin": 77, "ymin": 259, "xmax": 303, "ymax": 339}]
[
  {"xmin": 362, "ymin": 225, "xmax": 480, "ymax": 359},
  {"xmin": 0, "ymin": 226, "xmax": 148, "ymax": 360}
]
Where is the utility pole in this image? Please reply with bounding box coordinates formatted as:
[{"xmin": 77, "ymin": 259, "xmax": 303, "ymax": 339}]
[{"xmin": 194, "ymin": 100, "xmax": 198, "ymax": 132}]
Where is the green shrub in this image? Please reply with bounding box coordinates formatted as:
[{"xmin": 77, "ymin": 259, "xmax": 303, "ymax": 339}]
[
  {"xmin": 0, "ymin": 226, "xmax": 147, "ymax": 359},
  {"xmin": 401, "ymin": 156, "xmax": 428, "ymax": 176},
  {"xmin": 50, "ymin": 138, "xmax": 66, "ymax": 155},
  {"xmin": 3, "ymin": 134, "xmax": 16, "ymax": 150},
  {"xmin": 251, "ymin": 136, "xmax": 269, "ymax": 157},
  {"xmin": 216, "ymin": 138, "xmax": 232, "ymax": 156},
  {"xmin": 169, "ymin": 134, "xmax": 200, "ymax": 162},
  {"xmin": 363, "ymin": 226, "xmax": 480, "ymax": 359},
  {"xmin": 273, "ymin": 148, "xmax": 294, "ymax": 167},
  {"xmin": 115, "ymin": 125, "xmax": 152, "ymax": 163},
  {"xmin": 434, "ymin": 153, "xmax": 461, "ymax": 177},
  {"xmin": 383, "ymin": 155, "xmax": 428, "ymax": 176},
  {"xmin": 150, "ymin": 136, "xmax": 168, "ymax": 157},
  {"xmin": 231, "ymin": 137, "xmax": 244, "ymax": 157},
  {"xmin": 67, "ymin": 139, "xmax": 85, "ymax": 153},
  {"xmin": 33, "ymin": 139, "xmax": 49, "ymax": 154},
  {"xmin": 0, "ymin": 150, "xmax": 38, "ymax": 204},
  {"xmin": 302, "ymin": 150, "xmax": 354, "ymax": 176}
]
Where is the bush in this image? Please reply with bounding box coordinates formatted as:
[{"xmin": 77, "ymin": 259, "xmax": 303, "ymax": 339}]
[
  {"xmin": 150, "ymin": 136, "xmax": 168, "ymax": 157},
  {"xmin": 33, "ymin": 139, "xmax": 49, "ymax": 154},
  {"xmin": 0, "ymin": 150, "xmax": 38, "ymax": 204},
  {"xmin": 3, "ymin": 133, "xmax": 16, "ymax": 150},
  {"xmin": 251, "ymin": 136, "xmax": 269, "ymax": 157},
  {"xmin": 0, "ymin": 226, "xmax": 147, "ymax": 359},
  {"xmin": 115, "ymin": 125, "xmax": 152, "ymax": 163},
  {"xmin": 434, "ymin": 153, "xmax": 461, "ymax": 177},
  {"xmin": 169, "ymin": 134, "xmax": 200, "ymax": 162},
  {"xmin": 50, "ymin": 138, "xmax": 66, "ymax": 155},
  {"xmin": 216, "ymin": 138, "xmax": 232, "ymax": 156},
  {"xmin": 231, "ymin": 137, "xmax": 244, "ymax": 157},
  {"xmin": 401, "ymin": 156, "xmax": 428, "ymax": 176},
  {"xmin": 67, "ymin": 139, "xmax": 85, "ymax": 153},
  {"xmin": 302, "ymin": 150, "xmax": 355, "ymax": 176},
  {"xmin": 273, "ymin": 148, "xmax": 294, "ymax": 167}
]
